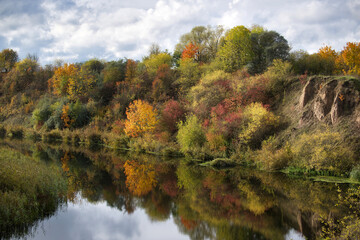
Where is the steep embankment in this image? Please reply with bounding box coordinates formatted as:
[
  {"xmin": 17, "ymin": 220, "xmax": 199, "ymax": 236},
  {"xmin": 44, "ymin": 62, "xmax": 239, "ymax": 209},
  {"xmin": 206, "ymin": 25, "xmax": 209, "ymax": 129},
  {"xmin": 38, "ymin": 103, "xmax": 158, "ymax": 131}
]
[{"xmin": 270, "ymin": 76, "xmax": 360, "ymax": 174}]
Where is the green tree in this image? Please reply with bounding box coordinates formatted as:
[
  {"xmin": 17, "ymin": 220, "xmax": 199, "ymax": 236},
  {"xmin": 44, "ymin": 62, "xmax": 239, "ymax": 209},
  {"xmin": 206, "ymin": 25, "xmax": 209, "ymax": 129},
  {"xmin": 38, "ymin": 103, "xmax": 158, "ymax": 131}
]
[
  {"xmin": 217, "ymin": 26, "xmax": 253, "ymax": 72},
  {"xmin": 177, "ymin": 115, "xmax": 206, "ymax": 154},
  {"xmin": 0, "ymin": 49, "xmax": 18, "ymax": 73},
  {"xmin": 175, "ymin": 25, "xmax": 224, "ymax": 63},
  {"xmin": 249, "ymin": 30, "xmax": 290, "ymax": 74},
  {"xmin": 143, "ymin": 52, "xmax": 172, "ymax": 79}
]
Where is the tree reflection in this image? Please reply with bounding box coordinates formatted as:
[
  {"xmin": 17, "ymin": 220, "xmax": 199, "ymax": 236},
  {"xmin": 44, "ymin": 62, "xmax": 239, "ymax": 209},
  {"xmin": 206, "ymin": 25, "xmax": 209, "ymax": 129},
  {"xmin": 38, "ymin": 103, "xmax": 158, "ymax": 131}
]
[
  {"xmin": 124, "ymin": 160, "xmax": 157, "ymax": 196},
  {"xmin": 2, "ymin": 140, "xmax": 355, "ymax": 240}
]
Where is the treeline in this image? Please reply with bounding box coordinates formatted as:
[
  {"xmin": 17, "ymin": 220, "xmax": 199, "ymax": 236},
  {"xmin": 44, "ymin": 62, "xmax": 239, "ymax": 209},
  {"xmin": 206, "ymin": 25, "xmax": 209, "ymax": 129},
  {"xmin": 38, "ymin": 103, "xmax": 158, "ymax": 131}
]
[{"xmin": 0, "ymin": 25, "xmax": 359, "ymax": 175}]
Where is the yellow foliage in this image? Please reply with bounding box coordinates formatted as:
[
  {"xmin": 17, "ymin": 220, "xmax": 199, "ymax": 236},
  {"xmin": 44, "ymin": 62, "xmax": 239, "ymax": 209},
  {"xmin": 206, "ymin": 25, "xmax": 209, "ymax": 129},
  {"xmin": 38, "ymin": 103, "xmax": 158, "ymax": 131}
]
[
  {"xmin": 61, "ymin": 104, "xmax": 74, "ymax": 128},
  {"xmin": 48, "ymin": 63, "xmax": 95, "ymax": 100},
  {"xmin": 124, "ymin": 100, "xmax": 158, "ymax": 138},
  {"xmin": 123, "ymin": 160, "xmax": 157, "ymax": 196},
  {"xmin": 239, "ymin": 103, "xmax": 279, "ymax": 146},
  {"xmin": 336, "ymin": 42, "xmax": 360, "ymax": 75},
  {"xmin": 292, "ymin": 130, "xmax": 355, "ymax": 172}
]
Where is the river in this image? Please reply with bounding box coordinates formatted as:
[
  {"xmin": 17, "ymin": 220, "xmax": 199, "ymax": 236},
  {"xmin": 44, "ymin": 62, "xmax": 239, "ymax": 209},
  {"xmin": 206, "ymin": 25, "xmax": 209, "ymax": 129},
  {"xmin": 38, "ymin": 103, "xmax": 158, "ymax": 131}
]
[{"xmin": 0, "ymin": 140, "xmax": 353, "ymax": 240}]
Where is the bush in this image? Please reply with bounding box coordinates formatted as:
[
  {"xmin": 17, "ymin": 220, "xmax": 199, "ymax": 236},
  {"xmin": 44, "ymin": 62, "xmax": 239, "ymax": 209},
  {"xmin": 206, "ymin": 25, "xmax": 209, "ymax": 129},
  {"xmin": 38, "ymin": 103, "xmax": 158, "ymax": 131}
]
[
  {"xmin": 255, "ymin": 136, "xmax": 292, "ymax": 170},
  {"xmin": 177, "ymin": 115, "xmax": 206, "ymax": 154},
  {"xmin": 239, "ymin": 103, "xmax": 279, "ymax": 148},
  {"xmin": 264, "ymin": 59, "xmax": 292, "ymax": 96},
  {"xmin": 291, "ymin": 130, "xmax": 355, "ymax": 173},
  {"xmin": 350, "ymin": 165, "xmax": 360, "ymax": 182}
]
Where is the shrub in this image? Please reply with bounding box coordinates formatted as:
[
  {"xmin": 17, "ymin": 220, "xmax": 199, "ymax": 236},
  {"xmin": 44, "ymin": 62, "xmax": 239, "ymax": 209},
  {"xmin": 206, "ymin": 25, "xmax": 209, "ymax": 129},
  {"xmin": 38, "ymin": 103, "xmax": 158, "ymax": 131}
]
[
  {"xmin": 291, "ymin": 130, "xmax": 355, "ymax": 173},
  {"xmin": 239, "ymin": 103, "xmax": 279, "ymax": 148},
  {"xmin": 161, "ymin": 99, "xmax": 186, "ymax": 134},
  {"xmin": 255, "ymin": 136, "xmax": 292, "ymax": 170},
  {"xmin": 350, "ymin": 165, "xmax": 360, "ymax": 182},
  {"xmin": 177, "ymin": 115, "xmax": 206, "ymax": 154},
  {"xmin": 264, "ymin": 59, "xmax": 292, "ymax": 96}
]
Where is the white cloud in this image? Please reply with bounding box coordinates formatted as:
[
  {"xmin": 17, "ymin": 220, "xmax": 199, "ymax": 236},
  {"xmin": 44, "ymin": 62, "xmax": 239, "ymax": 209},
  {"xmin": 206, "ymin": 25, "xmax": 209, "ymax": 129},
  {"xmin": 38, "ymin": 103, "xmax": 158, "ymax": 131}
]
[{"xmin": 0, "ymin": 0, "xmax": 359, "ymax": 64}]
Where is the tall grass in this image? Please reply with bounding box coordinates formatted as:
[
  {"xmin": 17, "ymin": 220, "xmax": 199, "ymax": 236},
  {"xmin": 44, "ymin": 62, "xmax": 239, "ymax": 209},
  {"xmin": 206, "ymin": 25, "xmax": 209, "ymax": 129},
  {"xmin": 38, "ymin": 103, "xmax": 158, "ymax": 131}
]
[{"xmin": 0, "ymin": 147, "xmax": 67, "ymax": 238}]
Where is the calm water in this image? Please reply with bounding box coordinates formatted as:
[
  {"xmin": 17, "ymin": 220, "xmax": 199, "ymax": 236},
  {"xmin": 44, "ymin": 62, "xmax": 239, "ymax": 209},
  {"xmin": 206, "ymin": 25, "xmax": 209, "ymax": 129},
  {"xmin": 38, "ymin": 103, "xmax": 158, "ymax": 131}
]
[{"xmin": 0, "ymin": 141, "xmax": 348, "ymax": 240}]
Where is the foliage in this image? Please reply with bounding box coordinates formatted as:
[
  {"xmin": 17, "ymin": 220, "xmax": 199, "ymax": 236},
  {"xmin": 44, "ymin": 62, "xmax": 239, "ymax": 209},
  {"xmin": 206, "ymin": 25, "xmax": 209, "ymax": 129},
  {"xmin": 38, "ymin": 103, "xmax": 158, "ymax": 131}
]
[
  {"xmin": 0, "ymin": 48, "xmax": 18, "ymax": 72},
  {"xmin": 291, "ymin": 130, "xmax": 355, "ymax": 173},
  {"xmin": 48, "ymin": 63, "xmax": 96, "ymax": 100},
  {"xmin": 143, "ymin": 52, "xmax": 173, "ymax": 79},
  {"xmin": 175, "ymin": 25, "xmax": 224, "ymax": 63},
  {"xmin": 81, "ymin": 58, "xmax": 104, "ymax": 75},
  {"xmin": 188, "ymin": 70, "xmax": 232, "ymax": 119},
  {"xmin": 336, "ymin": 42, "xmax": 360, "ymax": 75},
  {"xmin": 161, "ymin": 99, "xmax": 186, "ymax": 134},
  {"xmin": 317, "ymin": 45, "xmax": 337, "ymax": 75},
  {"xmin": 102, "ymin": 59, "xmax": 126, "ymax": 84},
  {"xmin": 123, "ymin": 160, "xmax": 157, "ymax": 196},
  {"xmin": 176, "ymin": 58, "xmax": 202, "ymax": 93},
  {"xmin": 177, "ymin": 115, "xmax": 206, "ymax": 154},
  {"xmin": 124, "ymin": 100, "xmax": 159, "ymax": 138},
  {"xmin": 290, "ymin": 50, "xmax": 337, "ymax": 75},
  {"xmin": 217, "ymin": 25, "xmax": 253, "ymax": 72},
  {"xmin": 0, "ymin": 147, "xmax": 67, "ymax": 232},
  {"xmin": 264, "ymin": 59, "xmax": 292, "ymax": 95},
  {"xmin": 255, "ymin": 136, "xmax": 292, "ymax": 170},
  {"xmin": 249, "ymin": 30, "xmax": 290, "ymax": 74},
  {"xmin": 181, "ymin": 42, "xmax": 200, "ymax": 61},
  {"xmin": 239, "ymin": 103, "xmax": 279, "ymax": 148},
  {"xmin": 321, "ymin": 186, "xmax": 360, "ymax": 239}
]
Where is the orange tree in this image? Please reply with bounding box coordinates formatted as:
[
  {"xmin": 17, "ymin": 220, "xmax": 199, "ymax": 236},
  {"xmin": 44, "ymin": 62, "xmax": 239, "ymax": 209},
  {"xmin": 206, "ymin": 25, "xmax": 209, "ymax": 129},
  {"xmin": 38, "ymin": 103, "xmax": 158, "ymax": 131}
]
[
  {"xmin": 336, "ymin": 42, "xmax": 360, "ymax": 75},
  {"xmin": 124, "ymin": 100, "xmax": 159, "ymax": 137},
  {"xmin": 123, "ymin": 160, "xmax": 157, "ymax": 196}
]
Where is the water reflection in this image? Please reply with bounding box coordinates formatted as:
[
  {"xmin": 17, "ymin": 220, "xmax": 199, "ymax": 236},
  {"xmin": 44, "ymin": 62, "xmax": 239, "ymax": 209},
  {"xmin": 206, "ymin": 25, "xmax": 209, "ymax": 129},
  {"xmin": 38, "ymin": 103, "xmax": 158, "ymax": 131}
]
[
  {"xmin": 23, "ymin": 197, "xmax": 187, "ymax": 240},
  {"xmin": 0, "ymin": 141, "xmax": 350, "ymax": 240}
]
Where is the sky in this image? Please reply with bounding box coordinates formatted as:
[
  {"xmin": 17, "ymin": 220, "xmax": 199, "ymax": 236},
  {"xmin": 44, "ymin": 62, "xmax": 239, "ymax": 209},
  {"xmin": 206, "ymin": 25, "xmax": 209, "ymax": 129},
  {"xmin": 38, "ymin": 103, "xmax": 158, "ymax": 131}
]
[{"xmin": 0, "ymin": 0, "xmax": 359, "ymax": 65}]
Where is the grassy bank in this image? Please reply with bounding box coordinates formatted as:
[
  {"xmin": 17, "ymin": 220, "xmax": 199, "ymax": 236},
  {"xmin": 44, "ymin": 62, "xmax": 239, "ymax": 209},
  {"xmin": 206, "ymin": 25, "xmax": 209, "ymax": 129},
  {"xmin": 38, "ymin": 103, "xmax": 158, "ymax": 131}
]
[{"xmin": 0, "ymin": 146, "xmax": 67, "ymax": 238}]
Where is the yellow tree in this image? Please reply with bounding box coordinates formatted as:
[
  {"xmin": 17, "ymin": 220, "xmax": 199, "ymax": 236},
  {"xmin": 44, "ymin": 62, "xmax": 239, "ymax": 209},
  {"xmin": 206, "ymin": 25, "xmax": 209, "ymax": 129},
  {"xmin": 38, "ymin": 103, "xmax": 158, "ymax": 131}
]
[
  {"xmin": 336, "ymin": 42, "xmax": 360, "ymax": 75},
  {"xmin": 48, "ymin": 63, "xmax": 95, "ymax": 100},
  {"xmin": 124, "ymin": 160, "xmax": 157, "ymax": 196},
  {"xmin": 48, "ymin": 63, "xmax": 78, "ymax": 96},
  {"xmin": 124, "ymin": 100, "xmax": 158, "ymax": 137},
  {"xmin": 317, "ymin": 45, "xmax": 337, "ymax": 75}
]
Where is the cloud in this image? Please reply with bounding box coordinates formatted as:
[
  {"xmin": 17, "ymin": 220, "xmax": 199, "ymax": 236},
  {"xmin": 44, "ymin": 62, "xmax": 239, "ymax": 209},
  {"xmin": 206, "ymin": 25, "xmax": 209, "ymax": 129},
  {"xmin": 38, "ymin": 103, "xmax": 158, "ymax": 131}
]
[{"xmin": 0, "ymin": 0, "xmax": 359, "ymax": 64}]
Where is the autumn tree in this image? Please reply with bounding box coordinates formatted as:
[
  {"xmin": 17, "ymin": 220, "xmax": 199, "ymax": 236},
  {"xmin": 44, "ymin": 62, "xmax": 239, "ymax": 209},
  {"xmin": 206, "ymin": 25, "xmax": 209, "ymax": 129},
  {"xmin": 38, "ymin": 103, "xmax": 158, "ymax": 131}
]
[
  {"xmin": 124, "ymin": 160, "xmax": 157, "ymax": 196},
  {"xmin": 143, "ymin": 52, "xmax": 172, "ymax": 79},
  {"xmin": 217, "ymin": 25, "xmax": 253, "ymax": 72},
  {"xmin": 0, "ymin": 49, "xmax": 18, "ymax": 73},
  {"xmin": 181, "ymin": 42, "xmax": 200, "ymax": 61},
  {"xmin": 317, "ymin": 45, "xmax": 337, "ymax": 75},
  {"xmin": 125, "ymin": 59, "xmax": 139, "ymax": 84},
  {"xmin": 48, "ymin": 63, "xmax": 95, "ymax": 101},
  {"xmin": 161, "ymin": 99, "xmax": 186, "ymax": 134},
  {"xmin": 336, "ymin": 42, "xmax": 360, "ymax": 75},
  {"xmin": 2, "ymin": 55, "xmax": 39, "ymax": 95},
  {"xmin": 81, "ymin": 58, "xmax": 104, "ymax": 75},
  {"xmin": 124, "ymin": 100, "xmax": 159, "ymax": 137},
  {"xmin": 175, "ymin": 25, "xmax": 224, "ymax": 63}
]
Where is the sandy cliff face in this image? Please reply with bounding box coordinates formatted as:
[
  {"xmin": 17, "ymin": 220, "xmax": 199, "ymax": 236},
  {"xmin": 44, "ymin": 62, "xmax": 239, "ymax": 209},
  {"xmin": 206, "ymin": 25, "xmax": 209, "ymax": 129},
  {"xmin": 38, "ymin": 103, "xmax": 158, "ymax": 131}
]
[{"xmin": 298, "ymin": 76, "xmax": 360, "ymax": 127}]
